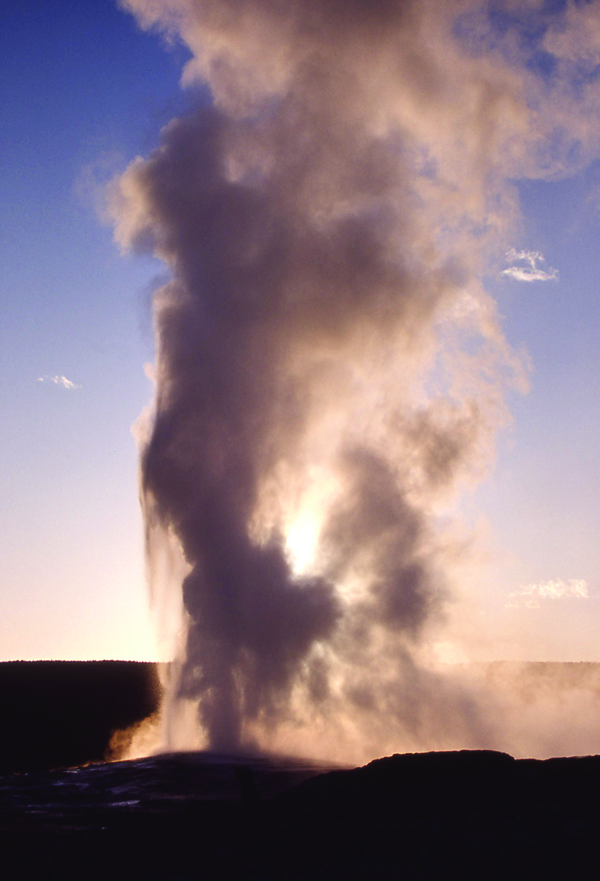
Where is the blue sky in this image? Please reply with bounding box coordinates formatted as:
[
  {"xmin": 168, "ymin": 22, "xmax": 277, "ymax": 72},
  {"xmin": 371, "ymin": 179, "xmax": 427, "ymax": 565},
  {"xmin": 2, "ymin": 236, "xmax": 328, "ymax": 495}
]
[
  {"xmin": 0, "ymin": 0, "xmax": 190, "ymax": 659},
  {"xmin": 472, "ymin": 166, "xmax": 600, "ymax": 661},
  {"xmin": 1, "ymin": 0, "xmax": 599, "ymax": 662}
]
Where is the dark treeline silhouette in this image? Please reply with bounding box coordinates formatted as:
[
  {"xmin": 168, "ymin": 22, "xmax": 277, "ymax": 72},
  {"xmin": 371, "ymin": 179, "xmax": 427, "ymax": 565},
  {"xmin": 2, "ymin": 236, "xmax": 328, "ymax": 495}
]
[{"xmin": 0, "ymin": 661, "xmax": 160, "ymax": 773}]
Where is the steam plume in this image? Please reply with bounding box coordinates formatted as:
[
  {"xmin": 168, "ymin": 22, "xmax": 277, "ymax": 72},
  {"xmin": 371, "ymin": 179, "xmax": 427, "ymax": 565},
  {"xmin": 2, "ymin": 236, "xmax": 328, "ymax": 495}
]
[{"xmin": 112, "ymin": 0, "xmax": 600, "ymax": 759}]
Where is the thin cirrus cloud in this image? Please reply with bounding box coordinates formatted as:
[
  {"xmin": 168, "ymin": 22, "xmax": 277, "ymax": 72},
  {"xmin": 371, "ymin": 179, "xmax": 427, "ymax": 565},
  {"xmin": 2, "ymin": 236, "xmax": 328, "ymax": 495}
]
[
  {"xmin": 507, "ymin": 579, "xmax": 589, "ymax": 609},
  {"xmin": 37, "ymin": 375, "xmax": 81, "ymax": 390},
  {"xmin": 502, "ymin": 249, "xmax": 559, "ymax": 283}
]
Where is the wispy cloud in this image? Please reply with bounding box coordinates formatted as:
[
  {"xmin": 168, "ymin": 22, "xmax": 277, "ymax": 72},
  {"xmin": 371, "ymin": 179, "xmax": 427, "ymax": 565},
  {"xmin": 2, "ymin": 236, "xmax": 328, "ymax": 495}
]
[
  {"xmin": 37, "ymin": 375, "xmax": 81, "ymax": 390},
  {"xmin": 507, "ymin": 578, "xmax": 589, "ymax": 609},
  {"xmin": 502, "ymin": 249, "xmax": 558, "ymax": 283}
]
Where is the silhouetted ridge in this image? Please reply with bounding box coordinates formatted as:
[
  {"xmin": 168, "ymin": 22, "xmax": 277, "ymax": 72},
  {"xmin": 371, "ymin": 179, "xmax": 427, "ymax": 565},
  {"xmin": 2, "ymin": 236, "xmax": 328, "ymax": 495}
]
[
  {"xmin": 0, "ymin": 661, "xmax": 160, "ymax": 773},
  {"xmin": 277, "ymin": 748, "xmax": 516, "ymax": 816},
  {"xmin": 3, "ymin": 749, "xmax": 600, "ymax": 878}
]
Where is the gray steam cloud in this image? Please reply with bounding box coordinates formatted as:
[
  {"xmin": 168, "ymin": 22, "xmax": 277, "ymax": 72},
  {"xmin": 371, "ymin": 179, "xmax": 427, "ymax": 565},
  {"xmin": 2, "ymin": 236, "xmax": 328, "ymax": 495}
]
[{"xmin": 112, "ymin": 0, "xmax": 600, "ymax": 760}]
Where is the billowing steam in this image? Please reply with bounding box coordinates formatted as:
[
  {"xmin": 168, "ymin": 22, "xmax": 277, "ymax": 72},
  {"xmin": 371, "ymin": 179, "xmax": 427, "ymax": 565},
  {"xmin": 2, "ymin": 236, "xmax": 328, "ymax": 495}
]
[{"xmin": 111, "ymin": 0, "xmax": 600, "ymax": 761}]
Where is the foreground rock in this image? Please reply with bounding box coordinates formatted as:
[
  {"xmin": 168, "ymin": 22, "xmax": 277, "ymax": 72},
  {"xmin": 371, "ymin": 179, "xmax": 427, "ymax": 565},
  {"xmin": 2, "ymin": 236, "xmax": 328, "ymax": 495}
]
[{"xmin": 2, "ymin": 748, "xmax": 600, "ymax": 878}]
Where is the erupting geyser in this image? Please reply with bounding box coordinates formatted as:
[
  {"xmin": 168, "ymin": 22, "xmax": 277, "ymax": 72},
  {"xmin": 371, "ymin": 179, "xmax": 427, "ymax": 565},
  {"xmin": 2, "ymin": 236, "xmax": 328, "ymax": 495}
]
[{"xmin": 111, "ymin": 0, "xmax": 600, "ymax": 761}]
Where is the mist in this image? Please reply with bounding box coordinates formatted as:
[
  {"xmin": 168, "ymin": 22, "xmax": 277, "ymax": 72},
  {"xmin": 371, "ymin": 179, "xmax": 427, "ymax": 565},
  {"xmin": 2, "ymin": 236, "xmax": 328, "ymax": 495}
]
[{"xmin": 111, "ymin": 0, "xmax": 600, "ymax": 761}]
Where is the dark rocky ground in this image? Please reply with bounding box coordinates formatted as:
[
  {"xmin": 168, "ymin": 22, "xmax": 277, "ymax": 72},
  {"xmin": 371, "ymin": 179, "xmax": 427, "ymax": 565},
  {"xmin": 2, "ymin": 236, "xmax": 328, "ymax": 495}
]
[
  {"xmin": 2, "ymin": 662, "xmax": 600, "ymax": 879},
  {"xmin": 2, "ymin": 748, "xmax": 600, "ymax": 879}
]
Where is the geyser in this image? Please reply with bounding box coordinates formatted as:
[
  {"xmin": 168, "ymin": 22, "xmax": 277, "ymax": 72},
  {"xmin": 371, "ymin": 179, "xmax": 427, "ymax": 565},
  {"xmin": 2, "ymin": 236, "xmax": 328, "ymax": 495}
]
[{"xmin": 112, "ymin": 0, "xmax": 600, "ymax": 761}]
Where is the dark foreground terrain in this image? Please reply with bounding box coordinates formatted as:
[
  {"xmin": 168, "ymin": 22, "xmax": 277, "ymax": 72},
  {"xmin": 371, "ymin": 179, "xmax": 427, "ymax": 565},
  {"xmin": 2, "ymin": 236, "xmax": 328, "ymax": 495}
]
[{"xmin": 2, "ymin": 748, "xmax": 600, "ymax": 879}]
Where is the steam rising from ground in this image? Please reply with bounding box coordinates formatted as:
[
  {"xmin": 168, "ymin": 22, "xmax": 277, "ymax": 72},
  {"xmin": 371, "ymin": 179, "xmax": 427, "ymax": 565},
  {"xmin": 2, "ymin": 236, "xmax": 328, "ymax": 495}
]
[
  {"xmin": 115, "ymin": 662, "xmax": 600, "ymax": 764},
  {"xmin": 112, "ymin": 0, "xmax": 600, "ymax": 761}
]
